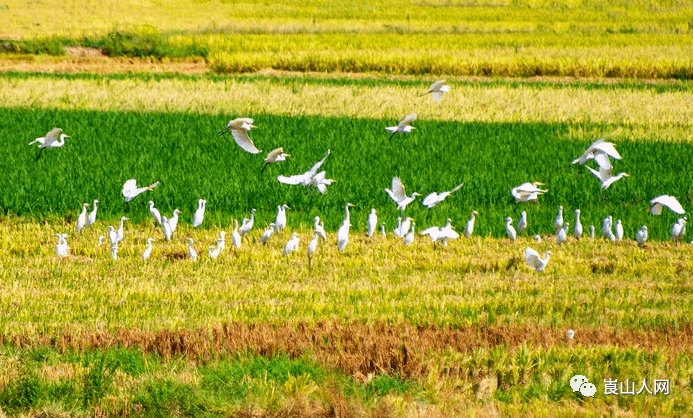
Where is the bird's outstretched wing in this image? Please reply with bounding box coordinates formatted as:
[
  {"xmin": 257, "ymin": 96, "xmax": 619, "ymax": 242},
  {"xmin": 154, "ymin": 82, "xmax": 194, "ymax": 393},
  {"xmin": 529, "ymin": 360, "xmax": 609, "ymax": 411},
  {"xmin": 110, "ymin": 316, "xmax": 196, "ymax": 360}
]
[
  {"xmin": 592, "ymin": 141, "xmax": 622, "ymax": 160},
  {"xmin": 122, "ymin": 179, "xmax": 137, "ymax": 197},
  {"xmin": 390, "ymin": 177, "xmax": 406, "ymax": 202},
  {"xmin": 306, "ymin": 149, "xmax": 331, "ymax": 179},
  {"xmin": 265, "ymin": 148, "xmax": 284, "ymax": 160},
  {"xmin": 422, "ymin": 192, "xmax": 439, "ymax": 208},
  {"xmin": 277, "ymin": 174, "xmax": 306, "ymax": 185},
  {"xmin": 525, "ymin": 247, "xmax": 541, "ymax": 269},
  {"xmin": 231, "ymin": 129, "xmax": 262, "ymax": 154},
  {"xmin": 651, "ymin": 195, "xmax": 685, "ymax": 215},
  {"xmin": 43, "ymin": 128, "xmax": 62, "ymax": 147},
  {"xmin": 449, "ymin": 182, "xmax": 464, "ymax": 193},
  {"xmin": 398, "ymin": 113, "xmax": 417, "ymax": 129}
]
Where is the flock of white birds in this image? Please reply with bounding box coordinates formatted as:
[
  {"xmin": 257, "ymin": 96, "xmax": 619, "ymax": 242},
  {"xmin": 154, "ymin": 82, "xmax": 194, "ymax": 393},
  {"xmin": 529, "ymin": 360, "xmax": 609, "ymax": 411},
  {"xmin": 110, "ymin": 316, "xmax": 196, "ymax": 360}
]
[{"xmin": 30, "ymin": 80, "xmax": 690, "ymax": 273}]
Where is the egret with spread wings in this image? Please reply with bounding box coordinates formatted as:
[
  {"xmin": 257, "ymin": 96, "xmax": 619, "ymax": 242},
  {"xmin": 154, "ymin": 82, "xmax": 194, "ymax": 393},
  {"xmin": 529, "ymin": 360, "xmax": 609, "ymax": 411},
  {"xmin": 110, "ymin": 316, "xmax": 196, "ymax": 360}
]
[
  {"xmin": 277, "ymin": 149, "xmax": 331, "ymax": 192},
  {"xmin": 420, "ymin": 80, "xmax": 451, "ymax": 102},
  {"xmin": 218, "ymin": 118, "xmax": 262, "ymax": 154},
  {"xmin": 385, "ymin": 113, "xmax": 417, "ymax": 140},
  {"xmin": 122, "ymin": 179, "xmax": 159, "ymax": 203},
  {"xmin": 385, "ymin": 177, "xmax": 421, "ymax": 212},
  {"xmin": 31, "ymin": 128, "xmax": 70, "ymax": 160},
  {"xmin": 422, "ymin": 182, "xmax": 463, "ymax": 209}
]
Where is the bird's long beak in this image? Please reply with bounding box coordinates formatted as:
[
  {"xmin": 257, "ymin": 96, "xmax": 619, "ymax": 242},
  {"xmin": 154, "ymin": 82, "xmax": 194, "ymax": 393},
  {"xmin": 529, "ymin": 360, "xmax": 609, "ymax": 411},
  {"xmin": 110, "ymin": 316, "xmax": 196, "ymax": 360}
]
[
  {"xmin": 287, "ymin": 206, "xmax": 291, "ymax": 210},
  {"xmin": 286, "ymin": 154, "xmax": 292, "ymax": 157},
  {"xmin": 411, "ymin": 127, "xmax": 417, "ymax": 130}
]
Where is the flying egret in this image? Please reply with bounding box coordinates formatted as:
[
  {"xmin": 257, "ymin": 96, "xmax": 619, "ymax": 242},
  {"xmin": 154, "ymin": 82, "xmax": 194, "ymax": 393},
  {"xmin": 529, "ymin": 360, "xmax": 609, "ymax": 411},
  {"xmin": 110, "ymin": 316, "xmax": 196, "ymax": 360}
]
[
  {"xmin": 557, "ymin": 222, "xmax": 569, "ymax": 246},
  {"xmin": 262, "ymin": 147, "xmax": 291, "ymax": 173},
  {"xmin": 572, "ymin": 138, "xmax": 622, "ymax": 165},
  {"xmin": 218, "ymin": 117, "xmax": 262, "ymax": 154},
  {"xmin": 589, "ymin": 225, "xmax": 595, "ymax": 239},
  {"xmin": 162, "ymin": 216, "xmax": 172, "ymax": 241},
  {"xmin": 420, "ymin": 80, "xmax": 451, "ymax": 102},
  {"xmin": 422, "ymin": 182, "xmax": 464, "ymax": 209},
  {"xmin": 421, "ymin": 218, "xmax": 459, "ymax": 247},
  {"xmin": 672, "ymin": 217, "xmax": 687, "ymax": 242},
  {"xmin": 307, "ymin": 231, "xmax": 319, "ymax": 268},
  {"xmin": 108, "ymin": 226, "xmax": 118, "ymax": 246},
  {"xmin": 385, "ymin": 177, "xmax": 421, "ymax": 212},
  {"xmin": 649, "ymin": 195, "xmax": 685, "ymax": 215},
  {"xmin": 465, "ymin": 211, "xmax": 478, "ymax": 238},
  {"xmin": 636, "ymin": 225, "xmax": 648, "ymax": 247},
  {"xmin": 404, "ymin": 222, "xmax": 416, "ymax": 245},
  {"xmin": 31, "ymin": 128, "xmax": 69, "ymax": 160},
  {"xmin": 192, "ymin": 199, "xmax": 207, "ymax": 228},
  {"xmin": 169, "ymin": 209, "xmax": 182, "ymax": 233},
  {"xmin": 187, "ymin": 238, "xmax": 198, "ymax": 262},
  {"xmin": 505, "ymin": 217, "xmax": 516, "ymax": 241},
  {"xmin": 517, "ymin": 211, "xmax": 527, "ymax": 235},
  {"xmin": 277, "ymin": 149, "xmax": 331, "ymax": 192},
  {"xmin": 602, "ymin": 216, "xmax": 612, "ymax": 239},
  {"xmin": 313, "ymin": 217, "xmax": 327, "ymax": 241},
  {"xmin": 110, "ymin": 242, "xmax": 119, "ymax": 260},
  {"xmin": 76, "ymin": 203, "xmax": 89, "ymax": 233},
  {"xmin": 87, "ymin": 200, "xmax": 99, "ymax": 228},
  {"xmin": 338, "ymin": 221, "xmax": 353, "ymax": 252},
  {"xmin": 367, "ymin": 209, "xmax": 377, "ymax": 238},
  {"xmin": 511, "ymin": 182, "xmax": 548, "ymax": 203},
  {"xmin": 259, "ymin": 223, "xmax": 276, "ymax": 245},
  {"xmin": 142, "ymin": 238, "xmax": 154, "ymax": 260},
  {"xmin": 574, "ymin": 209, "xmax": 583, "ymax": 240},
  {"xmin": 381, "ymin": 222, "xmax": 386, "ymax": 237},
  {"xmin": 240, "ymin": 209, "xmax": 257, "ymax": 236},
  {"xmin": 232, "ymin": 220, "xmax": 241, "ymax": 248},
  {"xmin": 116, "ymin": 217, "xmax": 128, "ymax": 243},
  {"xmin": 148, "ymin": 201, "xmax": 162, "ymax": 225},
  {"xmin": 275, "ymin": 205, "xmax": 290, "ymax": 232},
  {"xmin": 386, "ymin": 113, "xmax": 417, "ymax": 140},
  {"xmin": 308, "ymin": 171, "xmax": 337, "ymax": 194},
  {"xmin": 54, "ymin": 234, "xmax": 69, "ymax": 256},
  {"xmin": 217, "ymin": 231, "xmax": 226, "ymax": 252},
  {"xmin": 122, "ymin": 179, "xmax": 159, "ymax": 203},
  {"xmin": 614, "ymin": 219, "xmax": 624, "ymax": 241},
  {"xmin": 554, "ymin": 206, "xmax": 564, "ymax": 233},
  {"xmin": 584, "ymin": 155, "xmax": 630, "ymax": 189},
  {"xmin": 283, "ymin": 232, "xmax": 300, "ymax": 256},
  {"xmin": 525, "ymin": 247, "xmax": 552, "ymax": 272},
  {"xmin": 209, "ymin": 241, "xmax": 222, "ymax": 259}
]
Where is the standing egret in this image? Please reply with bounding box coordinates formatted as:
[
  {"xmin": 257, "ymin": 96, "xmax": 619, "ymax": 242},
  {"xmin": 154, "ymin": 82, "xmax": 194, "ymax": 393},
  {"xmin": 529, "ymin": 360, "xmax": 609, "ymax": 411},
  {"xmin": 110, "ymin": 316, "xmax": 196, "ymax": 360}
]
[
  {"xmin": 259, "ymin": 223, "xmax": 276, "ymax": 245},
  {"xmin": 525, "ymin": 247, "xmax": 552, "ymax": 272},
  {"xmin": 574, "ymin": 209, "xmax": 583, "ymax": 240},
  {"xmin": 98, "ymin": 235, "xmax": 104, "ymax": 246},
  {"xmin": 218, "ymin": 118, "xmax": 262, "ymax": 154},
  {"xmin": 636, "ymin": 225, "xmax": 648, "ymax": 247},
  {"xmin": 31, "ymin": 128, "xmax": 69, "ymax": 160},
  {"xmin": 162, "ymin": 216, "xmax": 172, "ymax": 241},
  {"xmin": 533, "ymin": 235, "xmax": 541, "ymax": 243},
  {"xmin": 343, "ymin": 203, "xmax": 355, "ymax": 223},
  {"xmin": 76, "ymin": 203, "xmax": 89, "ymax": 233},
  {"xmin": 192, "ymin": 199, "xmax": 207, "ymax": 228},
  {"xmin": 400, "ymin": 217, "xmax": 414, "ymax": 238},
  {"xmin": 394, "ymin": 217, "xmax": 404, "ymax": 238},
  {"xmin": 275, "ymin": 205, "xmax": 290, "ymax": 232},
  {"xmin": 169, "ymin": 209, "xmax": 182, "ymax": 233},
  {"xmin": 386, "ymin": 113, "xmax": 417, "ymax": 140},
  {"xmin": 505, "ymin": 217, "xmax": 516, "ymax": 241},
  {"xmin": 240, "ymin": 209, "xmax": 257, "ymax": 236},
  {"xmin": 108, "ymin": 226, "xmax": 118, "ymax": 246},
  {"xmin": 116, "ymin": 217, "xmax": 128, "ymax": 243},
  {"xmin": 232, "ymin": 220, "xmax": 241, "ymax": 248},
  {"xmin": 187, "ymin": 238, "xmax": 198, "ymax": 262},
  {"xmin": 148, "ymin": 201, "xmax": 162, "ymax": 225},
  {"xmin": 589, "ymin": 225, "xmax": 595, "ymax": 240},
  {"xmin": 367, "ymin": 209, "xmax": 377, "ymax": 238},
  {"xmin": 404, "ymin": 222, "xmax": 416, "ymax": 245},
  {"xmin": 649, "ymin": 195, "xmax": 685, "ymax": 215},
  {"xmin": 217, "ymin": 231, "xmax": 226, "ymax": 252},
  {"xmin": 87, "ymin": 200, "xmax": 99, "ymax": 228},
  {"xmin": 307, "ymin": 231, "xmax": 319, "ymax": 268},
  {"xmin": 110, "ymin": 242, "xmax": 119, "ymax": 260},
  {"xmin": 421, "ymin": 218, "xmax": 459, "ymax": 247},
  {"xmin": 283, "ymin": 232, "xmax": 300, "ymax": 256},
  {"xmin": 556, "ymin": 223, "xmax": 569, "ymax": 246},
  {"xmin": 554, "ymin": 206, "xmax": 564, "ymax": 233},
  {"xmin": 422, "ymin": 182, "xmax": 464, "ymax": 209},
  {"xmin": 338, "ymin": 221, "xmax": 353, "ymax": 252},
  {"xmin": 671, "ymin": 217, "xmax": 687, "ymax": 242},
  {"xmin": 614, "ymin": 219, "xmax": 624, "ymax": 241},
  {"xmin": 122, "ymin": 179, "xmax": 159, "ymax": 203},
  {"xmin": 465, "ymin": 211, "xmax": 478, "ymax": 238},
  {"xmin": 420, "ymin": 80, "xmax": 451, "ymax": 102},
  {"xmin": 54, "ymin": 234, "xmax": 69, "ymax": 256},
  {"xmin": 142, "ymin": 238, "xmax": 154, "ymax": 260},
  {"xmin": 209, "ymin": 241, "xmax": 222, "ymax": 259},
  {"xmin": 262, "ymin": 147, "xmax": 291, "ymax": 173},
  {"xmin": 517, "ymin": 211, "xmax": 527, "ymax": 235},
  {"xmin": 572, "ymin": 138, "xmax": 622, "ymax": 165},
  {"xmin": 385, "ymin": 177, "xmax": 421, "ymax": 212},
  {"xmin": 277, "ymin": 149, "xmax": 331, "ymax": 192},
  {"xmin": 607, "ymin": 230, "xmax": 616, "ymax": 242},
  {"xmin": 313, "ymin": 217, "xmax": 327, "ymax": 241},
  {"xmin": 602, "ymin": 216, "xmax": 612, "ymax": 239},
  {"xmin": 381, "ymin": 222, "xmax": 386, "ymax": 237},
  {"xmin": 511, "ymin": 182, "xmax": 548, "ymax": 203}
]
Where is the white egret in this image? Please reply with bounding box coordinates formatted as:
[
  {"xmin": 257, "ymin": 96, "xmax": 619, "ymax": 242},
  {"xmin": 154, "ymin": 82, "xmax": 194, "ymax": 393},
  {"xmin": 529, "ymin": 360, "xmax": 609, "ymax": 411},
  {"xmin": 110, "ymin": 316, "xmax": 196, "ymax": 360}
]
[
  {"xmin": 568, "ymin": 329, "xmax": 575, "ymax": 340},
  {"xmin": 422, "ymin": 182, "xmax": 463, "ymax": 209},
  {"xmin": 401, "ymin": 217, "xmax": 414, "ymax": 238},
  {"xmin": 116, "ymin": 216, "xmax": 128, "ymax": 243},
  {"xmin": 381, "ymin": 222, "xmax": 386, "ymax": 237},
  {"xmin": 589, "ymin": 225, "xmax": 595, "ymax": 240},
  {"xmin": 572, "ymin": 138, "xmax": 622, "ymax": 165},
  {"xmin": 386, "ymin": 113, "xmax": 417, "ymax": 140},
  {"xmin": 110, "ymin": 242, "xmax": 118, "ymax": 260},
  {"xmin": 584, "ymin": 155, "xmax": 630, "ymax": 189},
  {"xmin": 240, "ymin": 209, "xmax": 257, "ymax": 236},
  {"xmin": 650, "ymin": 195, "xmax": 685, "ymax": 215},
  {"xmin": 574, "ymin": 209, "xmax": 583, "ymax": 240},
  {"xmin": 218, "ymin": 117, "xmax": 262, "ymax": 154},
  {"xmin": 275, "ymin": 205, "xmax": 290, "ymax": 232},
  {"xmin": 54, "ymin": 234, "xmax": 69, "ymax": 256},
  {"xmin": 262, "ymin": 147, "xmax": 291, "ymax": 173},
  {"xmin": 308, "ymin": 171, "xmax": 337, "ymax": 194},
  {"xmin": 404, "ymin": 222, "xmax": 416, "ymax": 245},
  {"xmin": 209, "ymin": 241, "xmax": 222, "ymax": 259},
  {"xmin": 505, "ymin": 217, "xmax": 516, "ymax": 241},
  {"xmin": 554, "ymin": 206, "xmax": 564, "ymax": 233},
  {"xmin": 307, "ymin": 231, "xmax": 319, "ymax": 268},
  {"xmin": 338, "ymin": 221, "xmax": 352, "ymax": 252},
  {"xmin": 517, "ymin": 211, "xmax": 527, "ymax": 235},
  {"xmin": 192, "ymin": 199, "xmax": 207, "ymax": 228},
  {"xmin": 122, "ymin": 179, "xmax": 159, "ymax": 203},
  {"xmin": 217, "ymin": 231, "xmax": 226, "ymax": 252},
  {"xmin": 142, "ymin": 238, "xmax": 154, "ymax": 260},
  {"xmin": 465, "ymin": 211, "xmax": 478, "ymax": 238},
  {"xmin": 602, "ymin": 216, "xmax": 612, "ymax": 239},
  {"xmin": 533, "ymin": 235, "xmax": 541, "ymax": 243},
  {"xmin": 87, "ymin": 200, "xmax": 99, "ymax": 228},
  {"xmin": 614, "ymin": 219, "xmax": 624, "ymax": 241},
  {"xmin": 76, "ymin": 203, "xmax": 89, "ymax": 233},
  {"xmin": 283, "ymin": 232, "xmax": 300, "ymax": 256},
  {"xmin": 98, "ymin": 235, "xmax": 104, "ymax": 246},
  {"xmin": 232, "ymin": 220, "xmax": 241, "ymax": 248},
  {"xmin": 161, "ymin": 216, "xmax": 172, "ymax": 241},
  {"xmin": 421, "ymin": 218, "xmax": 459, "ymax": 247},
  {"xmin": 636, "ymin": 225, "xmax": 648, "ymax": 247},
  {"xmin": 148, "ymin": 201, "xmax": 162, "ymax": 225},
  {"xmin": 524, "ymin": 247, "xmax": 552, "ymax": 272},
  {"xmin": 313, "ymin": 217, "xmax": 327, "ymax": 241},
  {"xmin": 607, "ymin": 230, "xmax": 616, "ymax": 242},
  {"xmin": 31, "ymin": 128, "xmax": 69, "ymax": 160},
  {"xmin": 671, "ymin": 217, "xmax": 687, "ymax": 242},
  {"xmin": 169, "ymin": 209, "xmax": 182, "ymax": 233},
  {"xmin": 385, "ymin": 177, "xmax": 421, "ymax": 212},
  {"xmin": 187, "ymin": 238, "xmax": 198, "ymax": 262},
  {"xmin": 556, "ymin": 222, "xmax": 569, "ymax": 246},
  {"xmin": 343, "ymin": 203, "xmax": 355, "ymax": 223},
  {"xmin": 259, "ymin": 223, "xmax": 276, "ymax": 245},
  {"xmin": 420, "ymin": 80, "xmax": 451, "ymax": 102},
  {"xmin": 107, "ymin": 226, "xmax": 118, "ymax": 246},
  {"xmin": 393, "ymin": 217, "xmax": 403, "ymax": 238},
  {"xmin": 277, "ymin": 149, "xmax": 331, "ymax": 192},
  {"xmin": 367, "ymin": 209, "xmax": 377, "ymax": 238},
  {"xmin": 511, "ymin": 182, "xmax": 547, "ymax": 203}
]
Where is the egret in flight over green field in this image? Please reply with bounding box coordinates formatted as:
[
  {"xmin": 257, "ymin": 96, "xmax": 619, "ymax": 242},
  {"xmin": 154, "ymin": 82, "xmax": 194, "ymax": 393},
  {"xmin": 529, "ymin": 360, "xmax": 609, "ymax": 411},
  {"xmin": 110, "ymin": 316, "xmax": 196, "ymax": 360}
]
[
  {"xmin": 218, "ymin": 118, "xmax": 262, "ymax": 154},
  {"xmin": 277, "ymin": 149, "xmax": 331, "ymax": 192},
  {"xmin": 30, "ymin": 128, "xmax": 70, "ymax": 160},
  {"xmin": 649, "ymin": 195, "xmax": 685, "ymax": 215},
  {"xmin": 525, "ymin": 247, "xmax": 551, "ymax": 272},
  {"xmin": 422, "ymin": 182, "xmax": 463, "ymax": 209},
  {"xmin": 385, "ymin": 177, "xmax": 421, "ymax": 212},
  {"xmin": 572, "ymin": 138, "xmax": 622, "ymax": 165},
  {"xmin": 122, "ymin": 179, "xmax": 159, "ymax": 203},
  {"xmin": 262, "ymin": 148, "xmax": 291, "ymax": 173},
  {"xmin": 511, "ymin": 182, "xmax": 547, "ymax": 203},
  {"xmin": 421, "ymin": 80, "xmax": 451, "ymax": 102},
  {"xmin": 584, "ymin": 154, "xmax": 630, "ymax": 189},
  {"xmin": 386, "ymin": 113, "xmax": 417, "ymax": 140}
]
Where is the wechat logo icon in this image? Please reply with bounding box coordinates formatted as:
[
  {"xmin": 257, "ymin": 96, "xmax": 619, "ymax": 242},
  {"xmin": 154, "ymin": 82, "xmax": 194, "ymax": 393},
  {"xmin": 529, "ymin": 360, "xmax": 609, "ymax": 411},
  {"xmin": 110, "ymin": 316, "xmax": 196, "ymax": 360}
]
[{"xmin": 571, "ymin": 375, "xmax": 596, "ymax": 397}]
